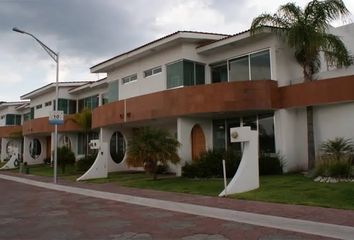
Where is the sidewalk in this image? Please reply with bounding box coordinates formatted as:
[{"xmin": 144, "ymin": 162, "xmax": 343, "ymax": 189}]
[{"xmin": 1, "ymin": 171, "xmax": 353, "ymax": 239}]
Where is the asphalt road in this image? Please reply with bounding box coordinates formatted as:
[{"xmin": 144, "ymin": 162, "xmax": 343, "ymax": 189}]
[{"xmin": 0, "ymin": 179, "xmax": 334, "ymax": 240}]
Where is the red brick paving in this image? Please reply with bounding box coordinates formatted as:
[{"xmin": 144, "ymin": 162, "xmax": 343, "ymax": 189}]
[{"xmin": 0, "ymin": 176, "xmax": 335, "ymax": 240}]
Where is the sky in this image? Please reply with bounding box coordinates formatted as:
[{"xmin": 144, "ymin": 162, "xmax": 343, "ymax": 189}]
[{"xmin": 1, "ymin": 0, "xmax": 353, "ymax": 101}]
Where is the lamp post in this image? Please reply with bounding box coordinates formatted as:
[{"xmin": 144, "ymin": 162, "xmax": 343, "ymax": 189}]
[{"xmin": 13, "ymin": 27, "xmax": 59, "ymax": 184}]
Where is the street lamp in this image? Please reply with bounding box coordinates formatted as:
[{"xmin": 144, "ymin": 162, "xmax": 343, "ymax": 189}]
[{"xmin": 13, "ymin": 27, "xmax": 60, "ymax": 184}]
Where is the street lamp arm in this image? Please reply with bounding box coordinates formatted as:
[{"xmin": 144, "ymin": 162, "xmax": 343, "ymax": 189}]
[{"xmin": 12, "ymin": 27, "xmax": 58, "ymax": 62}]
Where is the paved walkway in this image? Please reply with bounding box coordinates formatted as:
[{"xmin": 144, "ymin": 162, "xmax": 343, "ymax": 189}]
[{"xmin": 0, "ymin": 172, "xmax": 353, "ymax": 239}]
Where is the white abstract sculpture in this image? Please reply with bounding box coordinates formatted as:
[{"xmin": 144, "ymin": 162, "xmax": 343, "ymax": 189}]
[
  {"xmin": 219, "ymin": 126, "xmax": 259, "ymax": 196},
  {"xmin": 0, "ymin": 149, "xmax": 20, "ymax": 170},
  {"xmin": 76, "ymin": 142, "xmax": 108, "ymax": 181}
]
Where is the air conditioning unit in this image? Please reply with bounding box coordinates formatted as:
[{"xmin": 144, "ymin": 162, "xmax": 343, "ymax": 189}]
[{"xmin": 89, "ymin": 139, "xmax": 100, "ymax": 149}]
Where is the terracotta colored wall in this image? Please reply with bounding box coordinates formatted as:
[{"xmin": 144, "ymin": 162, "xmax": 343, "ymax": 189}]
[
  {"xmin": 22, "ymin": 115, "xmax": 81, "ymax": 136},
  {"xmin": 93, "ymin": 80, "xmax": 279, "ymax": 128},
  {"xmin": 280, "ymin": 75, "xmax": 354, "ymax": 108},
  {"xmin": 0, "ymin": 125, "xmax": 22, "ymax": 138}
]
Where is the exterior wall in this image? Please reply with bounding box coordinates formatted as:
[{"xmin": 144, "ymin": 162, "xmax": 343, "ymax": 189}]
[
  {"xmin": 107, "ymin": 42, "xmax": 212, "ymax": 101},
  {"xmin": 23, "ymin": 136, "xmax": 47, "ymax": 165},
  {"xmin": 313, "ymin": 102, "xmax": 354, "ymax": 152},
  {"xmin": 1, "ymin": 138, "xmax": 22, "ymax": 161},
  {"xmin": 274, "ymin": 109, "xmax": 307, "ymax": 172},
  {"xmin": 93, "ymin": 80, "xmax": 279, "ymax": 128},
  {"xmin": 29, "ymin": 87, "xmax": 77, "ymax": 118}
]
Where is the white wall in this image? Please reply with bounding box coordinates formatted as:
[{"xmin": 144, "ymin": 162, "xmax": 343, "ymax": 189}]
[
  {"xmin": 23, "ymin": 136, "xmax": 47, "ymax": 165},
  {"xmin": 0, "ymin": 138, "xmax": 21, "ymax": 161},
  {"xmin": 313, "ymin": 102, "xmax": 354, "ymax": 152},
  {"xmin": 29, "ymin": 87, "xmax": 77, "ymax": 118},
  {"xmin": 274, "ymin": 108, "xmax": 308, "ymax": 172}
]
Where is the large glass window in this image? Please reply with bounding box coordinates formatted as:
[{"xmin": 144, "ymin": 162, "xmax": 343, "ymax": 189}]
[
  {"xmin": 211, "ymin": 62, "xmax": 227, "ymax": 83},
  {"xmin": 110, "ymin": 131, "xmax": 126, "ymax": 164},
  {"xmin": 105, "ymin": 80, "xmax": 119, "ymax": 104},
  {"xmin": 167, "ymin": 61, "xmax": 183, "ymax": 88},
  {"xmin": 29, "ymin": 138, "xmax": 41, "ymax": 159},
  {"xmin": 250, "ymin": 50, "xmax": 271, "ymax": 80},
  {"xmin": 166, "ymin": 60, "xmax": 205, "ymax": 89},
  {"xmin": 5, "ymin": 114, "xmax": 21, "ymax": 125},
  {"xmin": 213, "ymin": 113, "xmax": 275, "ymax": 154},
  {"xmin": 227, "ymin": 49, "xmax": 271, "ymax": 82},
  {"xmin": 77, "ymin": 132, "xmax": 99, "ymax": 155},
  {"xmin": 258, "ymin": 114, "xmax": 275, "ymax": 154},
  {"xmin": 54, "ymin": 99, "xmax": 77, "ymax": 114},
  {"xmin": 212, "ymin": 120, "xmax": 226, "ymax": 150},
  {"xmin": 78, "ymin": 95, "xmax": 99, "ymax": 112},
  {"xmin": 229, "ymin": 56, "xmax": 249, "ymax": 81}
]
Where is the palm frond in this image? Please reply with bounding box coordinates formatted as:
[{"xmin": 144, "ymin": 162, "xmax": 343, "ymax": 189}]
[{"xmin": 321, "ymin": 33, "xmax": 353, "ymax": 67}]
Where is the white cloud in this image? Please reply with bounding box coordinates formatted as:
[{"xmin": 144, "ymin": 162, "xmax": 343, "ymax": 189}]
[{"xmin": 153, "ymin": 0, "xmax": 226, "ymax": 35}]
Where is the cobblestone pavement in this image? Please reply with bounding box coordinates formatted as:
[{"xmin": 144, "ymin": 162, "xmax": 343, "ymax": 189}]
[{"xmin": 0, "ymin": 176, "xmax": 345, "ymax": 240}]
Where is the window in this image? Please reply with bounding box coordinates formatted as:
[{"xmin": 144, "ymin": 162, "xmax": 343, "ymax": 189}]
[
  {"xmin": 5, "ymin": 114, "xmax": 21, "ymax": 125},
  {"xmin": 45, "ymin": 101, "xmax": 52, "ymax": 107},
  {"xmin": 30, "ymin": 107, "xmax": 34, "ymax": 120},
  {"xmin": 213, "ymin": 113, "xmax": 275, "ymax": 154},
  {"xmin": 54, "ymin": 99, "xmax": 77, "ymax": 114},
  {"xmin": 36, "ymin": 104, "xmax": 42, "ymax": 109},
  {"xmin": 228, "ymin": 49, "xmax": 271, "ymax": 81},
  {"xmin": 78, "ymin": 132, "xmax": 99, "ymax": 155},
  {"xmin": 110, "ymin": 131, "xmax": 126, "ymax": 163},
  {"xmin": 78, "ymin": 95, "xmax": 99, "ymax": 112},
  {"xmin": 211, "ymin": 62, "xmax": 227, "ymax": 83},
  {"xmin": 258, "ymin": 114, "xmax": 275, "ymax": 154},
  {"xmin": 122, "ymin": 74, "xmax": 137, "ymax": 84},
  {"xmin": 250, "ymin": 50, "xmax": 271, "ymax": 80},
  {"xmin": 144, "ymin": 66, "xmax": 162, "ymax": 78},
  {"xmin": 166, "ymin": 60, "xmax": 205, "ymax": 89},
  {"xmin": 24, "ymin": 112, "xmax": 31, "ymax": 122},
  {"xmin": 105, "ymin": 80, "xmax": 118, "ymax": 104}
]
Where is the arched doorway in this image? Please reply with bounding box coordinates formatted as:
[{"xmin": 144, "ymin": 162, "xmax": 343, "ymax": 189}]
[{"xmin": 191, "ymin": 124, "xmax": 206, "ymax": 160}]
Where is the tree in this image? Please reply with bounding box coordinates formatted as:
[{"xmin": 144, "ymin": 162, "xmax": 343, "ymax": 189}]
[
  {"xmin": 57, "ymin": 146, "xmax": 75, "ymax": 174},
  {"xmin": 126, "ymin": 127, "xmax": 181, "ymax": 180},
  {"xmin": 69, "ymin": 108, "xmax": 92, "ymax": 158},
  {"xmin": 250, "ymin": 0, "xmax": 352, "ymax": 170}
]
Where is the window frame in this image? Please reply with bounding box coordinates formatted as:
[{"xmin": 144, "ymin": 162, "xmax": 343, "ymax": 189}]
[
  {"xmin": 144, "ymin": 66, "xmax": 162, "ymax": 78},
  {"xmin": 122, "ymin": 73, "xmax": 138, "ymax": 84},
  {"xmin": 210, "ymin": 48, "xmax": 272, "ymax": 82}
]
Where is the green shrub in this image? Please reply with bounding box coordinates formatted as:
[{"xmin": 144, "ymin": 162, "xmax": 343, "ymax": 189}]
[
  {"xmin": 182, "ymin": 149, "xmax": 241, "ymax": 178},
  {"xmin": 43, "ymin": 157, "xmax": 51, "ymax": 165},
  {"xmin": 316, "ymin": 137, "xmax": 354, "ymax": 178},
  {"xmin": 259, "ymin": 153, "xmax": 284, "ymax": 175},
  {"xmin": 76, "ymin": 155, "xmax": 96, "ymax": 172},
  {"xmin": 57, "ymin": 146, "xmax": 75, "ymax": 174}
]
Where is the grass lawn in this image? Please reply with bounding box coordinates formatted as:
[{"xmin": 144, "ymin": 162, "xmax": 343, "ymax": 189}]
[
  {"xmin": 87, "ymin": 171, "xmax": 224, "ymax": 196},
  {"xmin": 2, "ymin": 164, "xmax": 353, "ymax": 210},
  {"xmin": 5, "ymin": 164, "xmax": 83, "ymax": 181},
  {"xmin": 233, "ymin": 174, "xmax": 354, "ymax": 210}
]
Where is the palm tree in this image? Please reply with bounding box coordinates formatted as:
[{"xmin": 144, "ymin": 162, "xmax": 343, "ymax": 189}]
[
  {"xmin": 126, "ymin": 127, "xmax": 181, "ymax": 180},
  {"xmin": 69, "ymin": 108, "xmax": 92, "ymax": 158},
  {"xmin": 250, "ymin": 0, "xmax": 352, "ymax": 170}
]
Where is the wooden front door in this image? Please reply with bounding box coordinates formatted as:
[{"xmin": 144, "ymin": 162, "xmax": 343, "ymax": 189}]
[{"xmin": 191, "ymin": 124, "xmax": 206, "ymax": 161}]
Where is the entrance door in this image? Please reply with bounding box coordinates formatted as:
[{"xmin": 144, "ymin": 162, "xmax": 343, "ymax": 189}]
[{"xmin": 191, "ymin": 124, "xmax": 206, "ymax": 160}]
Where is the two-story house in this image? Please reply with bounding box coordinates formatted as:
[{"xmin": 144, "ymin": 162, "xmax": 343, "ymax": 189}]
[{"xmin": 85, "ymin": 24, "xmax": 354, "ymax": 177}]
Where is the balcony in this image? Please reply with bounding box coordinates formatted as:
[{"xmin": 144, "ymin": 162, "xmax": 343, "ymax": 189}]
[
  {"xmin": 0, "ymin": 125, "xmax": 22, "ymax": 138},
  {"xmin": 22, "ymin": 115, "xmax": 81, "ymax": 136},
  {"xmin": 92, "ymin": 80, "xmax": 280, "ymax": 128}
]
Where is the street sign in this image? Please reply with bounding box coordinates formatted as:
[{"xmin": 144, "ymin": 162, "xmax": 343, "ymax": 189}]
[{"xmin": 49, "ymin": 111, "xmax": 64, "ymax": 125}]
